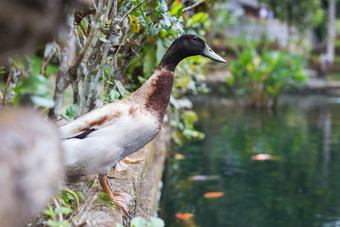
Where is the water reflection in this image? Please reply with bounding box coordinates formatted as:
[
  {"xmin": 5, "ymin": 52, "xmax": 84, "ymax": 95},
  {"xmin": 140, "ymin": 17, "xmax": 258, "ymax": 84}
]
[{"xmin": 160, "ymin": 95, "xmax": 340, "ymax": 227}]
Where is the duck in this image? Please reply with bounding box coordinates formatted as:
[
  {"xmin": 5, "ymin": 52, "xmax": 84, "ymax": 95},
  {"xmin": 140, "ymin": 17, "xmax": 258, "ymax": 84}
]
[
  {"xmin": 59, "ymin": 34, "xmax": 226, "ymax": 214},
  {"xmin": 0, "ymin": 108, "xmax": 63, "ymax": 227}
]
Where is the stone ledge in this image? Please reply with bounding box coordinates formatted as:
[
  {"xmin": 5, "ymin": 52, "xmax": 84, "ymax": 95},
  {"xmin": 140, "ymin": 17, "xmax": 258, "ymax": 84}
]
[{"xmin": 67, "ymin": 128, "xmax": 168, "ymax": 226}]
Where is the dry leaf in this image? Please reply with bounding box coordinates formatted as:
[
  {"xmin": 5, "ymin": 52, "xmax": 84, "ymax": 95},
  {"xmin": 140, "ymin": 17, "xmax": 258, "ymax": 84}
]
[
  {"xmin": 127, "ymin": 38, "xmax": 140, "ymax": 47},
  {"xmin": 128, "ymin": 15, "xmax": 140, "ymax": 33}
]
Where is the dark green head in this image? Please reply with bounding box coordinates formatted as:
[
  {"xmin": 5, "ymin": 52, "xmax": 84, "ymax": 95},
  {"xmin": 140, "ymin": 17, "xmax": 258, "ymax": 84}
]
[{"xmin": 158, "ymin": 34, "xmax": 226, "ymax": 71}]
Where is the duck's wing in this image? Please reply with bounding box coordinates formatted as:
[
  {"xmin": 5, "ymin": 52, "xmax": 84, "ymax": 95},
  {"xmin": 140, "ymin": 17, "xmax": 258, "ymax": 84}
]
[{"xmin": 59, "ymin": 103, "xmax": 123, "ymax": 139}]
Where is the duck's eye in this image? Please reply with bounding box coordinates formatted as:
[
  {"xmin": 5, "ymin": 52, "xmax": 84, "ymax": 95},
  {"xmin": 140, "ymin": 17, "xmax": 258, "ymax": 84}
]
[{"xmin": 193, "ymin": 37, "xmax": 198, "ymax": 41}]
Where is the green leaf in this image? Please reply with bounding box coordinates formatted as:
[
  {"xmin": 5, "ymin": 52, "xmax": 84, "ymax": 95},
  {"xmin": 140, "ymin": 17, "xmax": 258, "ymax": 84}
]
[
  {"xmin": 183, "ymin": 128, "xmax": 205, "ymax": 140},
  {"xmin": 97, "ymin": 192, "xmax": 115, "ymax": 210},
  {"xmin": 43, "ymin": 206, "xmax": 55, "ymax": 218},
  {"xmin": 13, "ymin": 74, "xmax": 49, "ymax": 94},
  {"xmin": 12, "ymin": 73, "xmax": 55, "ymax": 107},
  {"xmin": 174, "ymin": 22, "xmax": 185, "ymax": 35},
  {"xmin": 181, "ymin": 110, "xmax": 199, "ymax": 128},
  {"xmin": 147, "ymin": 25, "xmax": 160, "ymax": 36},
  {"xmin": 137, "ymin": 76, "xmax": 147, "ymax": 84},
  {"xmin": 115, "ymin": 80, "xmax": 130, "ymax": 96},
  {"xmin": 62, "ymin": 104, "xmax": 80, "ymax": 120},
  {"xmin": 226, "ymin": 76, "xmax": 234, "ymax": 85},
  {"xmin": 99, "ymin": 32, "xmax": 108, "ymax": 42},
  {"xmin": 87, "ymin": 180, "xmax": 95, "ymax": 187},
  {"xmin": 186, "ymin": 12, "xmax": 209, "ymax": 27},
  {"xmin": 170, "ymin": 2, "xmax": 183, "ymax": 17},
  {"xmin": 158, "ymin": 0, "xmax": 168, "ymax": 13},
  {"xmin": 75, "ymin": 191, "xmax": 84, "ymax": 202},
  {"xmin": 148, "ymin": 217, "xmax": 165, "ymax": 227},
  {"xmin": 110, "ymin": 88, "xmax": 120, "ymax": 102},
  {"xmin": 160, "ymin": 13, "xmax": 172, "ymax": 29},
  {"xmin": 156, "ymin": 38, "xmax": 166, "ymax": 63},
  {"xmin": 47, "ymin": 220, "xmax": 70, "ymax": 227},
  {"xmin": 143, "ymin": 47, "xmax": 156, "ymax": 77},
  {"xmin": 131, "ymin": 217, "xmax": 147, "ymax": 227},
  {"xmin": 55, "ymin": 207, "xmax": 72, "ymax": 215},
  {"xmin": 170, "ymin": 96, "xmax": 180, "ymax": 109}
]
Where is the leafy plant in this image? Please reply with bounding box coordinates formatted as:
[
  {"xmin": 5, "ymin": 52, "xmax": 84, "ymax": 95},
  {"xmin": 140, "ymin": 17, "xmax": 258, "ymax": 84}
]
[
  {"xmin": 229, "ymin": 43, "xmax": 309, "ymax": 108},
  {"xmin": 42, "ymin": 188, "xmax": 83, "ymax": 227},
  {"xmin": 60, "ymin": 187, "xmax": 84, "ymax": 210},
  {"xmin": 44, "ymin": 205, "xmax": 72, "ymax": 227}
]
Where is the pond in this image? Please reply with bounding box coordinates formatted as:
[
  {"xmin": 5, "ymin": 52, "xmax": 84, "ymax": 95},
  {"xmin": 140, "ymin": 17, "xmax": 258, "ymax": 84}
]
[{"xmin": 160, "ymin": 94, "xmax": 340, "ymax": 227}]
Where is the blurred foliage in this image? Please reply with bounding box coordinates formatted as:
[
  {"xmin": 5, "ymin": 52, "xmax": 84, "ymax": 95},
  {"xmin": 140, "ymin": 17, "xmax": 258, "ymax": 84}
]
[
  {"xmin": 12, "ymin": 73, "xmax": 55, "ymax": 108},
  {"xmin": 61, "ymin": 104, "xmax": 80, "ymax": 121},
  {"xmin": 210, "ymin": 1, "xmax": 243, "ymax": 40},
  {"xmin": 228, "ymin": 41, "xmax": 309, "ymax": 108},
  {"xmin": 170, "ymin": 105, "xmax": 205, "ymax": 146},
  {"xmin": 260, "ymin": 0, "xmax": 324, "ymax": 31},
  {"xmin": 31, "ymin": 55, "xmax": 58, "ymax": 76}
]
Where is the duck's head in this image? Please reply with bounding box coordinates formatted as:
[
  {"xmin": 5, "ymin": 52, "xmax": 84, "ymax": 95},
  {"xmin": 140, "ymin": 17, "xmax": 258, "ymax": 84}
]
[{"xmin": 158, "ymin": 34, "xmax": 226, "ymax": 71}]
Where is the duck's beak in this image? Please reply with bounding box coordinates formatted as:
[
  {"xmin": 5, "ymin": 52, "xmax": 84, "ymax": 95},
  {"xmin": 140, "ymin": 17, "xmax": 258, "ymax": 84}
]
[{"xmin": 202, "ymin": 43, "xmax": 226, "ymax": 63}]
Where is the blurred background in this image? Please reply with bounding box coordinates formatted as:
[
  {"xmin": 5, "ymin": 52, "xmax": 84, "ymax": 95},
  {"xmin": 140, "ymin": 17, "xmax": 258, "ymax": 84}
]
[{"xmin": 1, "ymin": 0, "xmax": 340, "ymax": 226}]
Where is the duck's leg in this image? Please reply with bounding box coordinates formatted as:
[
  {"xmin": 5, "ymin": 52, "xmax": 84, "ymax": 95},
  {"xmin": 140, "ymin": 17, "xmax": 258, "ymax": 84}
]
[{"xmin": 98, "ymin": 174, "xmax": 133, "ymax": 215}]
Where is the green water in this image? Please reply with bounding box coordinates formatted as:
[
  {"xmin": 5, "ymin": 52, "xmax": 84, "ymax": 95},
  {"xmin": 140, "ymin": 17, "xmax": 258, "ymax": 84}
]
[{"xmin": 160, "ymin": 95, "xmax": 340, "ymax": 227}]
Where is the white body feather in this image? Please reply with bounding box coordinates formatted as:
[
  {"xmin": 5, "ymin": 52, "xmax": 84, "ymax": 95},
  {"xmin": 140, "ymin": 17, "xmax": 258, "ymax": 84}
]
[{"xmin": 60, "ymin": 101, "xmax": 160, "ymax": 175}]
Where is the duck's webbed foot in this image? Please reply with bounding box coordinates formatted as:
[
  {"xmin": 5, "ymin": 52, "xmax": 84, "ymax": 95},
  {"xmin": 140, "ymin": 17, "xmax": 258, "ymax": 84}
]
[
  {"xmin": 112, "ymin": 191, "xmax": 133, "ymax": 215},
  {"xmin": 98, "ymin": 174, "xmax": 133, "ymax": 216}
]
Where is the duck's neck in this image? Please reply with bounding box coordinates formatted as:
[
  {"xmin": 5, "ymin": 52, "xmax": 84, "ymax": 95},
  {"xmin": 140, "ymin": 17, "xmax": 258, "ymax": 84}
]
[
  {"xmin": 132, "ymin": 69, "xmax": 174, "ymax": 122},
  {"xmin": 132, "ymin": 45, "xmax": 188, "ymax": 121},
  {"xmin": 157, "ymin": 43, "xmax": 188, "ymax": 72}
]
